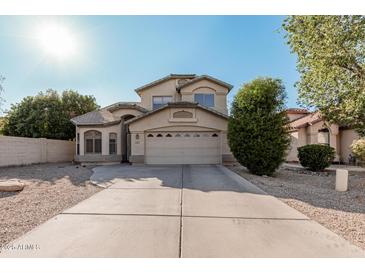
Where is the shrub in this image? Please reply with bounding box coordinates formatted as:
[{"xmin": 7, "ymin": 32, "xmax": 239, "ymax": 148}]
[
  {"xmin": 297, "ymin": 144, "xmax": 335, "ymax": 171},
  {"xmin": 350, "ymin": 139, "xmax": 365, "ymax": 162},
  {"xmin": 228, "ymin": 77, "xmax": 290, "ymax": 176}
]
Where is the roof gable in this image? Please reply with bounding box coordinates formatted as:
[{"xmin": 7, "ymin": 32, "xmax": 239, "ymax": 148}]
[
  {"xmin": 288, "ymin": 111, "xmax": 322, "ymax": 130},
  {"xmin": 104, "ymin": 102, "xmax": 148, "ymax": 113},
  {"xmin": 125, "ymin": 101, "xmax": 228, "ymax": 125},
  {"xmin": 177, "ymin": 75, "xmax": 233, "ymax": 92},
  {"xmin": 135, "ymin": 74, "xmax": 196, "ymax": 93},
  {"xmin": 134, "ymin": 74, "xmax": 233, "ymax": 94}
]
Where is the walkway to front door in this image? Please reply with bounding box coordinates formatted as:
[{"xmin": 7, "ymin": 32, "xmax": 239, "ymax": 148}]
[{"xmin": 1, "ymin": 165, "xmax": 363, "ymax": 257}]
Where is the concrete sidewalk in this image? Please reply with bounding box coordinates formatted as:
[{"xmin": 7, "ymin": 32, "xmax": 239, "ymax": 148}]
[{"xmin": 0, "ymin": 164, "xmax": 364, "ymax": 257}]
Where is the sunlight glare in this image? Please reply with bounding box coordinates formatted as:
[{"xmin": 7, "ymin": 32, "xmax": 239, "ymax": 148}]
[{"xmin": 36, "ymin": 22, "xmax": 77, "ymax": 60}]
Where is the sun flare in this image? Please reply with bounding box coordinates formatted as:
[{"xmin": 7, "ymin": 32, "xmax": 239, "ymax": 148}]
[{"xmin": 36, "ymin": 22, "xmax": 77, "ymax": 60}]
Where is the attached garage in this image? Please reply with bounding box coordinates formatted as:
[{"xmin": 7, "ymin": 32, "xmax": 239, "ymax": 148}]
[
  {"xmin": 126, "ymin": 103, "xmax": 233, "ymax": 165},
  {"xmin": 145, "ymin": 131, "xmax": 221, "ymax": 164}
]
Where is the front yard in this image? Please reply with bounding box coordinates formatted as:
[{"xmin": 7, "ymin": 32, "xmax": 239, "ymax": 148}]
[
  {"xmin": 1, "ymin": 161, "xmax": 364, "ymax": 253},
  {"xmin": 0, "ymin": 163, "xmax": 101, "ymax": 247},
  {"xmin": 228, "ymin": 164, "xmax": 365, "ymax": 250}
]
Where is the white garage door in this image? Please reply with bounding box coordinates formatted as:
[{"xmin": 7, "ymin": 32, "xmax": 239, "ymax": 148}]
[{"xmin": 145, "ymin": 132, "xmax": 221, "ymax": 164}]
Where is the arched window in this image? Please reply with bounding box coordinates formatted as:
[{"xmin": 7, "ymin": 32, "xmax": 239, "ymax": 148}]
[
  {"xmin": 147, "ymin": 134, "xmax": 154, "ymax": 137},
  {"xmin": 184, "ymin": 133, "xmax": 191, "ymax": 137},
  {"xmin": 212, "ymin": 133, "xmax": 218, "ymax": 137},
  {"xmin": 85, "ymin": 130, "xmax": 102, "ymax": 154},
  {"xmin": 109, "ymin": 133, "xmax": 117, "ymax": 155},
  {"xmin": 175, "ymin": 133, "xmax": 181, "ymax": 137},
  {"xmin": 193, "ymin": 133, "xmax": 200, "ymax": 137},
  {"xmin": 156, "ymin": 133, "xmax": 163, "ymax": 137},
  {"xmin": 166, "ymin": 133, "xmax": 172, "ymax": 137}
]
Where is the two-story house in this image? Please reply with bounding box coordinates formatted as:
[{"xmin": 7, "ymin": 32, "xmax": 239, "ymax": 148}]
[{"xmin": 71, "ymin": 74, "xmax": 235, "ymax": 164}]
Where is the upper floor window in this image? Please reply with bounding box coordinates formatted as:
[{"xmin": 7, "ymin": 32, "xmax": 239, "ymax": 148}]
[
  {"xmin": 152, "ymin": 96, "xmax": 172, "ymax": 110},
  {"xmin": 194, "ymin": 94, "xmax": 214, "ymax": 107}
]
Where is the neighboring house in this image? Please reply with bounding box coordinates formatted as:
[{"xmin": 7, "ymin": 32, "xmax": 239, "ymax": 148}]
[
  {"xmin": 71, "ymin": 74, "xmax": 235, "ymax": 164},
  {"xmin": 286, "ymin": 108, "xmax": 360, "ymax": 163}
]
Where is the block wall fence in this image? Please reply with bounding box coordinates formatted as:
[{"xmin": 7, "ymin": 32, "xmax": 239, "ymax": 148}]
[{"xmin": 0, "ymin": 136, "xmax": 75, "ymax": 167}]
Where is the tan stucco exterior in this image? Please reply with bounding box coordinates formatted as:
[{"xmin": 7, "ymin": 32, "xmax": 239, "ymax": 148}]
[
  {"xmin": 286, "ymin": 111, "xmax": 360, "ymax": 163},
  {"xmin": 138, "ymin": 79, "xmax": 180, "ymax": 110},
  {"xmin": 127, "ymin": 106, "xmax": 231, "ymax": 163},
  {"xmin": 287, "ymin": 113, "xmax": 307, "ymax": 122},
  {"xmin": 128, "ymin": 107, "xmax": 228, "ymax": 132},
  {"xmin": 72, "ymin": 74, "xmax": 234, "ymax": 164},
  {"xmin": 179, "ymin": 79, "xmax": 229, "ymax": 115},
  {"xmin": 340, "ymin": 129, "xmax": 360, "ymax": 163},
  {"xmin": 136, "ymin": 77, "xmax": 229, "ymax": 115},
  {"xmin": 75, "ymin": 123, "xmax": 123, "ymax": 162},
  {"xmin": 110, "ymin": 108, "xmax": 144, "ymax": 118}
]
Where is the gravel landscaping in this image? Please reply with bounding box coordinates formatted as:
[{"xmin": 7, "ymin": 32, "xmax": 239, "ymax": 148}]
[
  {"xmin": 0, "ymin": 163, "xmax": 101, "ymax": 247},
  {"xmin": 227, "ymin": 164, "xmax": 365, "ymax": 251}
]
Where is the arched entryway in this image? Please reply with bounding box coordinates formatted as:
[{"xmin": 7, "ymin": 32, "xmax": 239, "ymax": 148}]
[{"xmin": 121, "ymin": 114, "xmax": 135, "ymax": 162}]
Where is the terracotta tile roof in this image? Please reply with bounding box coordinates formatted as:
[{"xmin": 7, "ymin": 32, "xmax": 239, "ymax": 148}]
[
  {"xmin": 285, "ymin": 108, "xmax": 310, "ymax": 114},
  {"xmin": 287, "ymin": 111, "xmax": 323, "ymax": 130}
]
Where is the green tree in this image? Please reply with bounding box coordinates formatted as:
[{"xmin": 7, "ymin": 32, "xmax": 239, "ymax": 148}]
[
  {"xmin": 283, "ymin": 16, "xmax": 365, "ymax": 135},
  {"xmin": 2, "ymin": 89, "xmax": 99, "ymax": 140},
  {"xmin": 61, "ymin": 90, "xmax": 100, "ymax": 139},
  {"xmin": 228, "ymin": 77, "xmax": 290, "ymax": 176},
  {"xmin": 0, "ymin": 116, "xmax": 6, "ymax": 135}
]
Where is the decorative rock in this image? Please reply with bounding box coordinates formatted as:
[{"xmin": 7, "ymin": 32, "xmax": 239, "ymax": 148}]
[{"xmin": 0, "ymin": 180, "xmax": 25, "ymax": 192}]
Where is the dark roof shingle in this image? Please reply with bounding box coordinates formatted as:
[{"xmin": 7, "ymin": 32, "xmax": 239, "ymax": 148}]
[{"xmin": 70, "ymin": 109, "xmax": 120, "ymax": 126}]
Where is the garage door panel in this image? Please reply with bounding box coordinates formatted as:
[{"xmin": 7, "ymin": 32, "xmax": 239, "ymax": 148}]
[{"xmin": 145, "ymin": 132, "xmax": 221, "ymax": 164}]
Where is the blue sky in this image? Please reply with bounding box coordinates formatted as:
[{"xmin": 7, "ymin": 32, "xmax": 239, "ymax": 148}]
[{"xmin": 0, "ymin": 16, "xmax": 299, "ymax": 114}]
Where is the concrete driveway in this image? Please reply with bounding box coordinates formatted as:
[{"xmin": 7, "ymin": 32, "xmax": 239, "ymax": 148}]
[{"xmin": 1, "ymin": 165, "xmax": 364, "ymax": 257}]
